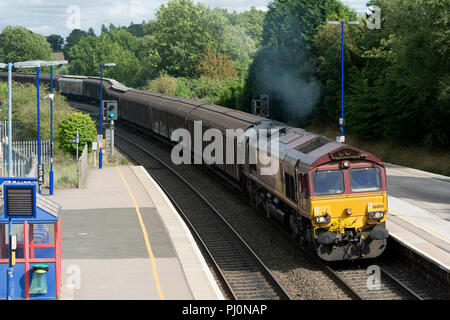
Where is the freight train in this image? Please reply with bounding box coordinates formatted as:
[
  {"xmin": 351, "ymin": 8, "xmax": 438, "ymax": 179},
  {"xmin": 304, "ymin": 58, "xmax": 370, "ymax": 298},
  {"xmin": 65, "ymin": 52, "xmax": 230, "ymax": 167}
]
[{"xmin": 0, "ymin": 72, "xmax": 389, "ymax": 261}]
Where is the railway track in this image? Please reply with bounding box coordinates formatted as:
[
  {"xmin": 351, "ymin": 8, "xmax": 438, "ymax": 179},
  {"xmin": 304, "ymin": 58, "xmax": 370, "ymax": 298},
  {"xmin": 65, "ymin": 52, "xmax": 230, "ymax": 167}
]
[
  {"xmin": 73, "ymin": 103, "xmax": 291, "ymax": 299},
  {"xmin": 113, "ymin": 131, "xmax": 291, "ymax": 300},
  {"xmin": 325, "ymin": 263, "xmax": 426, "ymax": 300},
  {"xmin": 72, "ymin": 101, "xmax": 435, "ymax": 300}
]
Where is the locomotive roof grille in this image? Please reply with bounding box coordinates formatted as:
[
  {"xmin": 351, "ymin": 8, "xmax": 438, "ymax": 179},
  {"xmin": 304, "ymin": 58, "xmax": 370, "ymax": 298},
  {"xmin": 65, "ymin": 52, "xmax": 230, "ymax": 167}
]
[{"xmin": 296, "ymin": 136, "xmax": 332, "ymax": 154}]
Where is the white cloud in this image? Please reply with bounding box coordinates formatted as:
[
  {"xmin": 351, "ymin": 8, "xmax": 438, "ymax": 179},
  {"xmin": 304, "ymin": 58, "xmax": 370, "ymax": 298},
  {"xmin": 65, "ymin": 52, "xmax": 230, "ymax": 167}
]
[
  {"xmin": 29, "ymin": 25, "xmax": 52, "ymax": 34},
  {"xmin": 107, "ymin": 0, "xmax": 155, "ymax": 21},
  {"xmin": 0, "ymin": 0, "xmax": 369, "ymax": 39}
]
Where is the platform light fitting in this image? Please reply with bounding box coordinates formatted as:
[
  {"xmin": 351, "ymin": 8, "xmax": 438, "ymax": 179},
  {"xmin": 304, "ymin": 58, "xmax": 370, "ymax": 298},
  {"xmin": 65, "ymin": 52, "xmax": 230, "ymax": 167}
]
[
  {"xmin": 40, "ymin": 60, "xmax": 68, "ymax": 67},
  {"xmin": 13, "ymin": 60, "xmax": 47, "ymax": 68}
]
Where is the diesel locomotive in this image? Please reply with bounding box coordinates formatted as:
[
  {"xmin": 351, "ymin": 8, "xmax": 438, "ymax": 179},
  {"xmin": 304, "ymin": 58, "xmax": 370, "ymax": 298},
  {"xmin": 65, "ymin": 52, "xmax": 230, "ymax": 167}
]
[{"xmin": 0, "ymin": 72, "xmax": 389, "ymax": 261}]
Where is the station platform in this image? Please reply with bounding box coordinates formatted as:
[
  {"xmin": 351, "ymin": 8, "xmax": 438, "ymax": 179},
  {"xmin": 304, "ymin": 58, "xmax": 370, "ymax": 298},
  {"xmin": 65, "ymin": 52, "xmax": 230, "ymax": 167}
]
[
  {"xmin": 49, "ymin": 165, "xmax": 223, "ymax": 300},
  {"xmin": 386, "ymin": 163, "xmax": 450, "ymax": 272}
]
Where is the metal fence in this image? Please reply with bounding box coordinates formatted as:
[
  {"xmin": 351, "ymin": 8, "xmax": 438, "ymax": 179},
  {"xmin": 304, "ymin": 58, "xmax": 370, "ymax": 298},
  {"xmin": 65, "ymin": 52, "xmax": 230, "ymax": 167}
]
[
  {"xmin": 0, "ymin": 121, "xmax": 29, "ymax": 142},
  {"xmin": 1, "ymin": 140, "xmax": 51, "ymax": 177}
]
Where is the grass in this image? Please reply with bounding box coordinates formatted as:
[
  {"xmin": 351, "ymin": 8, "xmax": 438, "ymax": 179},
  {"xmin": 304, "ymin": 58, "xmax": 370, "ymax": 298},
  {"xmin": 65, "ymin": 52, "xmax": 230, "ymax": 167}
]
[
  {"xmin": 40, "ymin": 146, "xmax": 130, "ymax": 190},
  {"xmin": 306, "ymin": 125, "xmax": 450, "ymax": 177}
]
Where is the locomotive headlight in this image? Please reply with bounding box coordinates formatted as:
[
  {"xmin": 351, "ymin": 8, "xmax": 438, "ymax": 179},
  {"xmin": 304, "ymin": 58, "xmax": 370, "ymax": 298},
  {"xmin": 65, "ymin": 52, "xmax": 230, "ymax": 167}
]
[
  {"xmin": 315, "ymin": 214, "xmax": 331, "ymax": 224},
  {"xmin": 368, "ymin": 211, "xmax": 384, "ymax": 219},
  {"xmin": 341, "ymin": 160, "xmax": 350, "ymax": 168}
]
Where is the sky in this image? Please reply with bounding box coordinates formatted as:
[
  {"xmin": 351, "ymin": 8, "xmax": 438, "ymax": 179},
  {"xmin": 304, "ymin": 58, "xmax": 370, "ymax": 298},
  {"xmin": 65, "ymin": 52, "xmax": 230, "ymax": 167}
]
[{"xmin": 0, "ymin": 0, "xmax": 369, "ymax": 39}]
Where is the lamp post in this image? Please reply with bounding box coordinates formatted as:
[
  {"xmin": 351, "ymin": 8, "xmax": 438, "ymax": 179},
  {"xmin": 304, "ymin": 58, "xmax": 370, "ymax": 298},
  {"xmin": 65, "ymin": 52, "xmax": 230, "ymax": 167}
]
[
  {"xmin": 13, "ymin": 60, "xmax": 47, "ymax": 193},
  {"xmin": 99, "ymin": 63, "xmax": 116, "ymax": 169},
  {"xmin": 327, "ymin": 20, "xmax": 359, "ymax": 143},
  {"xmin": 0, "ymin": 63, "xmax": 13, "ymax": 177},
  {"xmin": 41, "ymin": 60, "xmax": 68, "ymax": 195}
]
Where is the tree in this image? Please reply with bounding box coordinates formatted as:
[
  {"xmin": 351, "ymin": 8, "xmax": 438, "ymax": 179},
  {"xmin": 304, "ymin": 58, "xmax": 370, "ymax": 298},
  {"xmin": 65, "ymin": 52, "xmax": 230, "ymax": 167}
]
[
  {"xmin": 242, "ymin": 0, "xmax": 350, "ymax": 123},
  {"xmin": 103, "ymin": 29, "xmax": 139, "ymax": 54},
  {"xmin": 68, "ymin": 33, "xmax": 142, "ymax": 87},
  {"xmin": 310, "ymin": 0, "xmax": 450, "ymax": 150},
  {"xmin": 0, "ymin": 26, "xmax": 52, "ymax": 63},
  {"xmin": 195, "ymin": 47, "xmax": 237, "ymax": 80},
  {"xmin": 64, "ymin": 29, "xmax": 88, "ymax": 60},
  {"xmin": 152, "ymin": 0, "xmax": 217, "ymax": 77},
  {"xmin": 46, "ymin": 34, "xmax": 64, "ymax": 51},
  {"xmin": 220, "ymin": 23, "xmax": 256, "ymax": 75},
  {"xmin": 127, "ymin": 23, "xmax": 145, "ymax": 37},
  {"xmin": 364, "ymin": 0, "xmax": 450, "ymax": 149},
  {"xmin": 312, "ymin": 11, "xmax": 361, "ymax": 126},
  {"xmin": 136, "ymin": 35, "xmax": 161, "ymax": 82},
  {"xmin": 227, "ymin": 7, "xmax": 266, "ymax": 47},
  {"xmin": 101, "ymin": 24, "xmax": 108, "ymax": 35}
]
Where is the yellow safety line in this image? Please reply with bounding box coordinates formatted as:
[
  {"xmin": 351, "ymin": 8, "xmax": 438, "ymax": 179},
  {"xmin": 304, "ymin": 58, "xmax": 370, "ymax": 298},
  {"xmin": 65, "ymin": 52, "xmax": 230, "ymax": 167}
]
[
  {"xmin": 389, "ymin": 208, "xmax": 450, "ymax": 243},
  {"xmin": 116, "ymin": 167, "xmax": 165, "ymax": 300}
]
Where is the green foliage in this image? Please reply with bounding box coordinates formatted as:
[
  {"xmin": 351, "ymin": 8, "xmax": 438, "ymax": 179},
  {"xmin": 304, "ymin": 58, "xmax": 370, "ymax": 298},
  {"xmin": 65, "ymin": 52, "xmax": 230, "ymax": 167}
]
[
  {"xmin": 243, "ymin": 0, "xmax": 345, "ymax": 122},
  {"xmin": 311, "ymin": 0, "xmax": 450, "ymax": 150},
  {"xmin": 148, "ymin": 0, "xmax": 263, "ymax": 79},
  {"xmin": 127, "ymin": 22, "xmax": 145, "ymax": 37},
  {"xmin": 46, "ymin": 34, "xmax": 64, "ymax": 51},
  {"xmin": 64, "ymin": 29, "xmax": 88, "ymax": 60},
  {"xmin": 146, "ymin": 72, "xmax": 177, "ymax": 96},
  {"xmin": 0, "ymin": 81, "xmax": 75, "ymax": 140},
  {"xmin": 227, "ymin": 7, "xmax": 266, "ymax": 47},
  {"xmin": 57, "ymin": 113, "xmax": 97, "ymax": 155},
  {"xmin": 216, "ymin": 78, "xmax": 245, "ymax": 110},
  {"xmin": 146, "ymin": 73, "xmax": 242, "ymax": 107},
  {"xmin": 152, "ymin": 0, "xmax": 217, "ymax": 77},
  {"xmin": 196, "ymin": 47, "xmax": 237, "ymax": 80},
  {"xmin": 0, "ymin": 26, "xmax": 52, "ymax": 63},
  {"xmin": 68, "ymin": 33, "xmax": 142, "ymax": 87}
]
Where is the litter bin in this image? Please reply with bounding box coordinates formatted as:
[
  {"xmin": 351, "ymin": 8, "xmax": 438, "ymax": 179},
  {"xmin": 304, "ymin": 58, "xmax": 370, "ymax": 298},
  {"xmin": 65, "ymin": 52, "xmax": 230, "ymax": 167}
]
[{"xmin": 29, "ymin": 265, "xmax": 49, "ymax": 294}]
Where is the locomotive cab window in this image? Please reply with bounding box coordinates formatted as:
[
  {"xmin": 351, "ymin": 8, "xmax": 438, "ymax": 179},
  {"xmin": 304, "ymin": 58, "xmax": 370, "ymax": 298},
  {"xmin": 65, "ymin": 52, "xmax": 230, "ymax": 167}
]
[
  {"xmin": 285, "ymin": 173, "xmax": 296, "ymax": 202},
  {"xmin": 350, "ymin": 167, "xmax": 381, "ymax": 192},
  {"xmin": 312, "ymin": 170, "xmax": 344, "ymax": 195}
]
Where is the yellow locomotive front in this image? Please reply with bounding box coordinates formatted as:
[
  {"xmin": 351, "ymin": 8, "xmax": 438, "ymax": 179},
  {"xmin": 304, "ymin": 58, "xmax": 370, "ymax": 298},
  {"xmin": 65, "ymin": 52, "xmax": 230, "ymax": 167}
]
[{"xmin": 307, "ymin": 149, "xmax": 389, "ymax": 261}]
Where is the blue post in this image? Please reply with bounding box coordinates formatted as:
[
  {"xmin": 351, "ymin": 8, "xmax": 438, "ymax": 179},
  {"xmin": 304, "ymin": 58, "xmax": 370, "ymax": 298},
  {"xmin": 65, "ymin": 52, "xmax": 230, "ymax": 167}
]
[
  {"xmin": 49, "ymin": 66, "xmax": 54, "ymax": 195},
  {"xmin": 341, "ymin": 21, "xmax": 345, "ymax": 140},
  {"xmin": 37, "ymin": 67, "xmax": 41, "ymax": 194},
  {"xmin": 99, "ymin": 64, "xmax": 103, "ymax": 169},
  {"xmin": 7, "ymin": 63, "xmax": 12, "ymax": 176},
  {"xmin": 7, "ymin": 219, "xmax": 14, "ymax": 300}
]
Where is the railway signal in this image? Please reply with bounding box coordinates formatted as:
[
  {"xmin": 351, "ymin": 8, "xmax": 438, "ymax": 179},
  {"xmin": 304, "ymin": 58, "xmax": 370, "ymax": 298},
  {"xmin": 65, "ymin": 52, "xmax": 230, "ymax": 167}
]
[
  {"xmin": 260, "ymin": 95, "xmax": 269, "ymax": 117},
  {"xmin": 99, "ymin": 63, "xmax": 116, "ymax": 169},
  {"xmin": 103, "ymin": 100, "xmax": 118, "ymax": 121},
  {"xmin": 251, "ymin": 94, "xmax": 270, "ymax": 117}
]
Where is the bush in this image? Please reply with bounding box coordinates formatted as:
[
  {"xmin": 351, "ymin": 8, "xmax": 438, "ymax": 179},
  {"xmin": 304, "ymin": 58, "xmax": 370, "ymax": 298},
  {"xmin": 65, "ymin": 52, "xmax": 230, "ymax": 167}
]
[
  {"xmin": 146, "ymin": 72, "xmax": 177, "ymax": 96},
  {"xmin": 145, "ymin": 73, "xmax": 244, "ymax": 107},
  {"xmin": 57, "ymin": 112, "xmax": 97, "ymax": 155},
  {"xmin": 216, "ymin": 78, "xmax": 244, "ymax": 110}
]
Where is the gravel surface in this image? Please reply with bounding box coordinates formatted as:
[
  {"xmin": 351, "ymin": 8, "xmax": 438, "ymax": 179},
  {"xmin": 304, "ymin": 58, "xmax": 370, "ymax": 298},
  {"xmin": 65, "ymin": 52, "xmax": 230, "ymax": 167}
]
[
  {"xmin": 74, "ymin": 102, "xmax": 447, "ymax": 300},
  {"xmin": 116, "ymin": 126, "xmax": 352, "ymax": 300}
]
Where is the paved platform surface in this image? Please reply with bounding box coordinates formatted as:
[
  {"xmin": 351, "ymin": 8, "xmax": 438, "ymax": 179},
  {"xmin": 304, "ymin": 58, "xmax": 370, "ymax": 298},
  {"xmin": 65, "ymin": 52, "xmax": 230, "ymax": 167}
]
[
  {"xmin": 386, "ymin": 163, "xmax": 450, "ymax": 271},
  {"xmin": 50, "ymin": 166, "xmax": 223, "ymax": 300}
]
